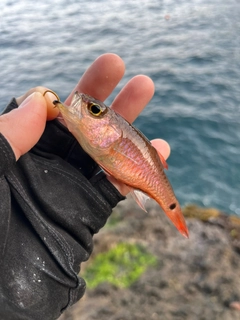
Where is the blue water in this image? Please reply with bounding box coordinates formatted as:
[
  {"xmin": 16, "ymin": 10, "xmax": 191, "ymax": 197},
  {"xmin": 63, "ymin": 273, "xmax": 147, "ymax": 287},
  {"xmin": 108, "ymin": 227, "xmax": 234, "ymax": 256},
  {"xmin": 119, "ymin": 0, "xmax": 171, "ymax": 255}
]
[{"xmin": 1, "ymin": 0, "xmax": 240, "ymax": 215}]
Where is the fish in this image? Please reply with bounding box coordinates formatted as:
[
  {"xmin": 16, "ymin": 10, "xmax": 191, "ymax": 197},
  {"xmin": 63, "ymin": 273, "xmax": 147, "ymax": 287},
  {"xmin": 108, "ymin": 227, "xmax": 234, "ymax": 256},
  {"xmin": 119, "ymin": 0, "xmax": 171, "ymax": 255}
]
[{"xmin": 53, "ymin": 92, "xmax": 189, "ymax": 238}]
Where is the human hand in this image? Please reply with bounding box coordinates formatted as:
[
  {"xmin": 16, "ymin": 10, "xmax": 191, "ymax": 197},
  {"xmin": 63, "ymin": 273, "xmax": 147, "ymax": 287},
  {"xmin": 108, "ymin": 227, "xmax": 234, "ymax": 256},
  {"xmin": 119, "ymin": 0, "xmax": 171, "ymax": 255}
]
[
  {"xmin": 0, "ymin": 55, "xmax": 172, "ymax": 318},
  {"xmin": 0, "ymin": 88, "xmax": 58, "ymax": 161},
  {"xmin": 62, "ymin": 53, "xmax": 171, "ymax": 195},
  {"xmin": 1, "ymin": 53, "xmax": 170, "ymax": 194}
]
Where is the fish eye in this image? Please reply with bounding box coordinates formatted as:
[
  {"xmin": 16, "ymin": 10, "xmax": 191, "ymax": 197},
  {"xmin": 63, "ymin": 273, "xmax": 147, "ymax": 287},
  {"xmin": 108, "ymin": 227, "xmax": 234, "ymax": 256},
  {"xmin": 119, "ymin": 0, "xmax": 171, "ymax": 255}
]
[{"xmin": 89, "ymin": 103, "xmax": 102, "ymax": 116}]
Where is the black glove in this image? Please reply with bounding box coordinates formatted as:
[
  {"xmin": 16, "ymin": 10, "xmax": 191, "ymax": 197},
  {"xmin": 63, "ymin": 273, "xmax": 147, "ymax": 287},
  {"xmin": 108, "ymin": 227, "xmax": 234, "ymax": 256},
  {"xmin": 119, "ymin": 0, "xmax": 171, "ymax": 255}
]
[{"xmin": 0, "ymin": 98, "xmax": 124, "ymax": 320}]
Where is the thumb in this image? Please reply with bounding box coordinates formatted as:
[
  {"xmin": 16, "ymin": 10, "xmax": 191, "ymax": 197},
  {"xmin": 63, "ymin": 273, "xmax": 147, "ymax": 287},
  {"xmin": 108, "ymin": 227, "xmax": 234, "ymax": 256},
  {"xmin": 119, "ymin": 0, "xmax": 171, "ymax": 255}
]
[{"xmin": 0, "ymin": 92, "xmax": 48, "ymax": 160}]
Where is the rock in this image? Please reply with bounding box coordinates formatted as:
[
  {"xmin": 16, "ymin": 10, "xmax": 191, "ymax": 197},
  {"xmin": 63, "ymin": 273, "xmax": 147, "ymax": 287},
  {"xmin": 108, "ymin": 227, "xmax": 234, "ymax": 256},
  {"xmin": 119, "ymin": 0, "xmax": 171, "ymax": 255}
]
[{"xmin": 59, "ymin": 199, "xmax": 240, "ymax": 320}]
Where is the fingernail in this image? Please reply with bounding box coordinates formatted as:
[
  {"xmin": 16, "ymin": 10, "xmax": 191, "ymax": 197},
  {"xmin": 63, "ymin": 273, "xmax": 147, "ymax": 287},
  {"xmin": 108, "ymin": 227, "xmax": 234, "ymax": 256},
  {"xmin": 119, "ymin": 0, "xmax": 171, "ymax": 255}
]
[
  {"xmin": 44, "ymin": 92, "xmax": 58, "ymax": 105},
  {"xmin": 19, "ymin": 92, "xmax": 37, "ymax": 108}
]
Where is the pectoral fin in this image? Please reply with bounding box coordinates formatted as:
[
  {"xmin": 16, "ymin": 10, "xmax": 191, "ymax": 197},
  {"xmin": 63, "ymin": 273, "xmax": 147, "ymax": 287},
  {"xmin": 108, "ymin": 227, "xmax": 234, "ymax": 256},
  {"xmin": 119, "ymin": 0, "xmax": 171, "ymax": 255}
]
[{"xmin": 130, "ymin": 189, "xmax": 150, "ymax": 212}]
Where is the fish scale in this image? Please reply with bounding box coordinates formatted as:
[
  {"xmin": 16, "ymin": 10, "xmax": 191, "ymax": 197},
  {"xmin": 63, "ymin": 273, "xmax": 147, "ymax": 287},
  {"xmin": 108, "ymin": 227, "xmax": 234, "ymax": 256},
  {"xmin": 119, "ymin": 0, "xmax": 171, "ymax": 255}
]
[{"xmin": 53, "ymin": 92, "xmax": 189, "ymax": 238}]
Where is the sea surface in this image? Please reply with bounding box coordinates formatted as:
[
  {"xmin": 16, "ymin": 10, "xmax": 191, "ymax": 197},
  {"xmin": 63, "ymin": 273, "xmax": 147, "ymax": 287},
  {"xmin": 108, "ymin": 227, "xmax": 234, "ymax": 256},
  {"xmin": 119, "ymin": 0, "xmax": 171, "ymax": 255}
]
[{"xmin": 1, "ymin": 0, "xmax": 240, "ymax": 215}]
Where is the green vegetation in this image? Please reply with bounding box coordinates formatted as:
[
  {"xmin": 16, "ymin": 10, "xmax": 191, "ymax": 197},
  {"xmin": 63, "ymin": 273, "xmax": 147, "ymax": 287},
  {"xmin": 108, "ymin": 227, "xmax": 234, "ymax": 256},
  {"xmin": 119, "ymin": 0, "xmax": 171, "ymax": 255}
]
[
  {"xmin": 83, "ymin": 242, "xmax": 157, "ymax": 289},
  {"xmin": 183, "ymin": 204, "xmax": 220, "ymax": 221}
]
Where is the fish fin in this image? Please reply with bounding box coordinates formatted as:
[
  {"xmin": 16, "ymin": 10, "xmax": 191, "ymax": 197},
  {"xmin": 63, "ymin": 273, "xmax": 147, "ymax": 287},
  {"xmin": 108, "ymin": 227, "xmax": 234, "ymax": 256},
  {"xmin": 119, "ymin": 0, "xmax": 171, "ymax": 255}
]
[
  {"xmin": 155, "ymin": 148, "xmax": 168, "ymax": 170},
  {"xmin": 98, "ymin": 165, "xmax": 112, "ymax": 177},
  {"xmin": 130, "ymin": 189, "xmax": 149, "ymax": 212}
]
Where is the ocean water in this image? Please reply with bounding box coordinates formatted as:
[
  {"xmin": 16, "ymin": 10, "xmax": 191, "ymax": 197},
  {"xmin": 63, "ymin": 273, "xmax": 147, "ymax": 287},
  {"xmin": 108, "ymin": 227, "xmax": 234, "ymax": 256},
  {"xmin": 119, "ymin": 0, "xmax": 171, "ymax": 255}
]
[{"xmin": 0, "ymin": 0, "xmax": 240, "ymax": 215}]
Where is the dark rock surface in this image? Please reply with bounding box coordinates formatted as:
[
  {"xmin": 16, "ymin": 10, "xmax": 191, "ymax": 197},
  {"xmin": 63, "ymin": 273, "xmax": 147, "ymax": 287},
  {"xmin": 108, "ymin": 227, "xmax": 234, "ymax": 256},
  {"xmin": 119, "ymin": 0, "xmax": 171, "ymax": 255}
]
[{"xmin": 60, "ymin": 199, "xmax": 240, "ymax": 320}]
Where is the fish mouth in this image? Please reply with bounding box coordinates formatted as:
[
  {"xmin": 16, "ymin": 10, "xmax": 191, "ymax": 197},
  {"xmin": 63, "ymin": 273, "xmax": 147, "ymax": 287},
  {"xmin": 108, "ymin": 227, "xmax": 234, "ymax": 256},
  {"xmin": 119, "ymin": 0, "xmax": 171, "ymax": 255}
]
[{"xmin": 53, "ymin": 92, "xmax": 84, "ymax": 120}]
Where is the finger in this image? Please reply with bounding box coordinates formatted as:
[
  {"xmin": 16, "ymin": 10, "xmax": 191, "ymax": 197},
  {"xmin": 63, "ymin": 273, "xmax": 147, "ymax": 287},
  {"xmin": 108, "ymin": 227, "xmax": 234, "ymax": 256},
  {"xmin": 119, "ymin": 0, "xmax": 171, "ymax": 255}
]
[
  {"xmin": 107, "ymin": 176, "xmax": 130, "ymax": 196},
  {"xmin": 151, "ymin": 139, "xmax": 171, "ymax": 160},
  {"xmin": 0, "ymin": 92, "xmax": 47, "ymax": 160},
  {"xmin": 111, "ymin": 75, "xmax": 155, "ymax": 123},
  {"xmin": 16, "ymin": 86, "xmax": 59, "ymax": 120},
  {"xmin": 64, "ymin": 53, "xmax": 125, "ymax": 105}
]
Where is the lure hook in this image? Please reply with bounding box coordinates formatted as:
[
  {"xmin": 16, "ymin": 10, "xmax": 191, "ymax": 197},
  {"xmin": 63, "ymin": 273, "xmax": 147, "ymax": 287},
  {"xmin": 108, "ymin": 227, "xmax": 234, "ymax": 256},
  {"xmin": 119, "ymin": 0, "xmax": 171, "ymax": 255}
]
[{"xmin": 43, "ymin": 89, "xmax": 60, "ymax": 103}]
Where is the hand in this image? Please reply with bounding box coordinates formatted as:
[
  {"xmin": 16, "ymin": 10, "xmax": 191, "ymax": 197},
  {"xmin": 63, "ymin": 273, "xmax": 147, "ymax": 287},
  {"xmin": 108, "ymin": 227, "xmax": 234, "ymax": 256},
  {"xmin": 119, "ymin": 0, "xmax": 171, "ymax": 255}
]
[
  {"xmin": 0, "ymin": 89, "xmax": 59, "ymax": 161},
  {"xmin": 1, "ymin": 53, "xmax": 170, "ymax": 194}
]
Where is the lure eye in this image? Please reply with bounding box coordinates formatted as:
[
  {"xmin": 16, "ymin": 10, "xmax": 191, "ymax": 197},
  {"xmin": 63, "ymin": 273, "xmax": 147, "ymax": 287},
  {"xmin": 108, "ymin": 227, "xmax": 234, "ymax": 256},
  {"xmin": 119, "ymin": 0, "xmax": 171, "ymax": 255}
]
[
  {"xmin": 89, "ymin": 103, "xmax": 102, "ymax": 116},
  {"xmin": 169, "ymin": 203, "xmax": 176, "ymax": 210}
]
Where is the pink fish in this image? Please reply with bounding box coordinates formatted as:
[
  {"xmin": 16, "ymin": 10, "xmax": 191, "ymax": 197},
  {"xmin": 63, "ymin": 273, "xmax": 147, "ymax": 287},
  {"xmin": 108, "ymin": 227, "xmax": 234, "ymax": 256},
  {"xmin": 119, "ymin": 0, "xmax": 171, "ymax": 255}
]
[{"xmin": 54, "ymin": 92, "xmax": 189, "ymax": 238}]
